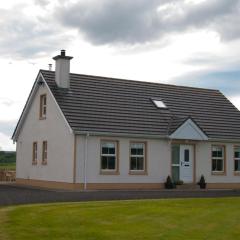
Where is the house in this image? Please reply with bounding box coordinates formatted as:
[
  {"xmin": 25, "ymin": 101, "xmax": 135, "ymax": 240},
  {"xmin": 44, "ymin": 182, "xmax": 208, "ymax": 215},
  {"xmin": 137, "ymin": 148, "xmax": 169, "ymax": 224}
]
[{"xmin": 12, "ymin": 50, "xmax": 240, "ymax": 190}]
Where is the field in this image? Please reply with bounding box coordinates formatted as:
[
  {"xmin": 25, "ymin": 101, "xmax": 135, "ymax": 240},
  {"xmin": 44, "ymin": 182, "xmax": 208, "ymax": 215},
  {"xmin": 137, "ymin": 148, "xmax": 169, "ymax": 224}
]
[
  {"xmin": 0, "ymin": 151, "xmax": 16, "ymax": 170},
  {"xmin": 0, "ymin": 198, "xmax": 240, "ymax": 240}
]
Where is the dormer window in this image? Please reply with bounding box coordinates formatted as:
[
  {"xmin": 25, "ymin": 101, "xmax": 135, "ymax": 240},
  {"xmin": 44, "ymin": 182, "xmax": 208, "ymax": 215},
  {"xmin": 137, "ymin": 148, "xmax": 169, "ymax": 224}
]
[
  {"xmin": 40, "ymin": 94, "xmax": 47, "ymax": 119},
  {"xmin": 152, "ymin": 99, "xmax": 167, "ymax": 108}
]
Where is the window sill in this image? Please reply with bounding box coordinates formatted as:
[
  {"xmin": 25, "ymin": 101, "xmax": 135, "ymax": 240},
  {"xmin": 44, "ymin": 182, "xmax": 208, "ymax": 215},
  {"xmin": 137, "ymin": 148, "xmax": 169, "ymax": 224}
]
[
  {"xmin": 100, "ymin": 170, "xmax": 119, "ymax": 175},
  {"xmin": 42, "ymin": 161, "xmax": 47, "ymax": 165},
  {"xmin": 211, "ymin": 171, "xmax": 225, "ymax": 176},
  {"xmin": 39, "ymin": 116, "xmax": 46, "ymax": 120},
  {"xmin": 129, "ymin": 171, "xmax": 148, "ymax": 175},
  {"xmin": 32, "ymin": 161, "xmax": 37, "ymax": 165}
]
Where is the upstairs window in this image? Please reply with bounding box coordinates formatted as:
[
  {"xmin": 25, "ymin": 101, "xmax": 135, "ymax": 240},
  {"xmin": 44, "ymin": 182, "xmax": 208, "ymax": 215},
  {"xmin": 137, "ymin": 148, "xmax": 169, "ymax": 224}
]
[
  {"xmin": 40, "ymin": 94, "xmax": 47, "ymax": 119},
  {"xmin": 234, "ymin": 146, "xmax": 240, "ymax": 172},
  {"xmin": 212, "ymin": 145, "xmax": 225, "ymax": 173},
  {"xmin": 152, "ymin": 99, "xmax": 167, "ymax": 108},
  {"xmin": 32, "ymin": 142, "xmax": 37, "ymax": 165},
  {"xmin": 42, "ymin": 141, "xmax": 48, "ymax": 165}
]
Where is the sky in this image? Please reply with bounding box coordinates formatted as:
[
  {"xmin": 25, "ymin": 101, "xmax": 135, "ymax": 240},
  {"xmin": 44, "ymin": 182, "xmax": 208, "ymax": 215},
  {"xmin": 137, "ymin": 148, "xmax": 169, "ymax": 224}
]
[{"xmin": 0, "ymin": 0, "xmax": 240, "ymax": 151}]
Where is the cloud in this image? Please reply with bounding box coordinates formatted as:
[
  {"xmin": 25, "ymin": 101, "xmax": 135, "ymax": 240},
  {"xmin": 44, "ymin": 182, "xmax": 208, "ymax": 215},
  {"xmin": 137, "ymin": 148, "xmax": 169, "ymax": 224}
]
[
  {"xmin": 56, "ymin": 0, "xmax": 240, "ymax": 45},
  {"xmin": 34, "ymin": 0, "xmax": 50, "ymax": 7},
  {"xmin": 0, "ymin": 132, "xmax": 15, "ymax": 151},
  {"xmin": 0, "ymin": 120, "xmax": 16, "ymax": 136},
  {"xmin": 173, "ymin": 70, "xmax": 240, "ymax": 97},
  {"xmin": 0, "ymin": 3, "xmax": 71, "ymax": 59}
]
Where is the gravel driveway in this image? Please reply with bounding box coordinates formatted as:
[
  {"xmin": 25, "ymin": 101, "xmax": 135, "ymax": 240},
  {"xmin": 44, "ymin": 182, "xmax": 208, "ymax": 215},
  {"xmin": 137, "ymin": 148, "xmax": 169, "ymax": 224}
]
[{"xmin": 0, "ymin": 183, "xmax": 240, "ymax": 206}]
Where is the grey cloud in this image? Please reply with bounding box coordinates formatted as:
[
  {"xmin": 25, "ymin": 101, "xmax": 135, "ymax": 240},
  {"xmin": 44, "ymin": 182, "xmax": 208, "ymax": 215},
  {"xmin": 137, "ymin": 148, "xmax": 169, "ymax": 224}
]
[
  {"xmin": 34, "ymin": 0, "xmax": 50, "ymax": 7},
  {"xmin": 56, "ymin": 0, "xmax": 240, "ymax": 45},
  {"xmin": 172, "ymin": 69, "xmax": 240, "ymax": 97},
  {"xmin": 0, "ymin": 5, "xmax": 70, "ymax": 59},
  {"xmin": 0, "ymin": 121, "xmax": 16, "ymax": 136}
]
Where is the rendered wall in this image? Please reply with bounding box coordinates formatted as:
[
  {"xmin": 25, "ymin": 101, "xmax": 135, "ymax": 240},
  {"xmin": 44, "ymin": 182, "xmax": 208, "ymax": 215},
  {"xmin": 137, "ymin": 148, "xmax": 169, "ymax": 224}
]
[
  {"xmin": 16, "ymin": 80, "xmax": 74, "ymax": 183},
  {"xmin": 75, "ymin": 135, "xmax": 171, "ymax": 184},
  {"xmin": 196, "ymin": 142, "xmax": 240, "ymax": 183}
]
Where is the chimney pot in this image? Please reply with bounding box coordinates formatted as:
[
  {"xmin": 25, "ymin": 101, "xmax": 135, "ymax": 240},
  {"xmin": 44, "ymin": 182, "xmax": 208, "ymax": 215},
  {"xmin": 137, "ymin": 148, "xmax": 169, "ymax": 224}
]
[
  {"xmin": 48, "ymin": 64, "xmax": 52, "ymax": 71},
  {"xmin": 61, "ymin": 50, "xmax": 65, "ymax": 56}
]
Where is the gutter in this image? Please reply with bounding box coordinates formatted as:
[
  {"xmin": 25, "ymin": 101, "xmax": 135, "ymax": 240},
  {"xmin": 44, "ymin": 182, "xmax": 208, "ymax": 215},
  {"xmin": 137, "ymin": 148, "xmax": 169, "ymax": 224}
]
[{"xmin": 74, "ymin": 131, "xmax": 168, "ymax": 140}]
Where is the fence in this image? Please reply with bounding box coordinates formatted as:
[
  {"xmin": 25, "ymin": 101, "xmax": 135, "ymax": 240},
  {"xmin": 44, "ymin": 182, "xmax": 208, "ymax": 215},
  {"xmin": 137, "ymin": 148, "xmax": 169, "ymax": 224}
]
[{"xmin": 0, "ymin": 170, "xmax": 16, "ymax": 182}]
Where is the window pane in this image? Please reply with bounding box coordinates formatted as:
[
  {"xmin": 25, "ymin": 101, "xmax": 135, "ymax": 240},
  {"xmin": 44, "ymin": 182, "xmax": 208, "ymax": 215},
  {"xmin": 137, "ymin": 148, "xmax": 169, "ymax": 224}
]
[
  {"xmin": 131, "ymin": 143, "xmax": 144, "ymax": 156},
  {"xmin": 101, "ymin": 156, "xmax": 108, "ymax": 169},
  {"xmin": 234, "ymin": 148, "xmax": 240, "ymax": 158},
  {"xmin": 137, "ymin": 148, "xmax": 143, "ymax": 155},
  {"xmin": 212, "ymin": 159, "xmax": 217, "ymax": 171},
  {"xmin": 184, "ymin": 149, "xmax": 189, "ymax": 162},
  {"xmin": 172, "ymin": 166, "xmax": 180, "ymax": 182},
  {"xmin": 108, "ymin": 156, "xmax": 116, "ymax": 169},
  {"xmin": 130, "ymin": 157, "xmax": 137, "ymax": 170},
  {"xmin": 109, "ymin": 147, "xmax": 115, "ymax": 155},
  {"xmin": 216, "ymin": 159, "xmax": 223, "ymax": 171},
  {"xmin": 212, "ymin": 146, "xmax": 223, "ymax": 158},
  {"xmin": 102, "ymin": 147, "xmax": 108, "ymax": 154},
  {"xmin": 172, "ymin": 145, "xmax": 180, "ymax": 165},
  {"xmin": 235, "ymin": 160, "xmax": 240, "ymax": 171},
  {"xmin": 131, "ymin": 148, "xmax": 137, "ymax": 155},
  {"xmin": 137, "ymin": 157, "xmax": 144, "ymax": 170}
]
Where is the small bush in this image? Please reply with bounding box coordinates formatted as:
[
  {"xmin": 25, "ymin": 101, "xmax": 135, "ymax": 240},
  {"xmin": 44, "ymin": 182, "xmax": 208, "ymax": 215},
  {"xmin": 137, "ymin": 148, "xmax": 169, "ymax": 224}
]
[
  {"xmin": 198, "ymin": 175, "xmax": 207, "ymax": 189},
  {"xmin": 165, "ymin": 175, "xmax": 175, "ymax": 189}
]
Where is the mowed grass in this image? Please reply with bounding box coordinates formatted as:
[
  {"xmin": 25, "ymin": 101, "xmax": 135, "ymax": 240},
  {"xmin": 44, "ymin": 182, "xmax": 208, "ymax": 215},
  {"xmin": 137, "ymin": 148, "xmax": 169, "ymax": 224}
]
[{"xmin": 0, "ymin": 198, "xmax": 240, "ymax": 240}]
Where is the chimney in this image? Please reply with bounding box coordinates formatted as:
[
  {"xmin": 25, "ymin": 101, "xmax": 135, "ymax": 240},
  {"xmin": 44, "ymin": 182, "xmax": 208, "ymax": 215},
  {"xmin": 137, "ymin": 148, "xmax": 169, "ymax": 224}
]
[{"xmin": 53, "ymin": 50, "xmax": 73, "ymax": 88}]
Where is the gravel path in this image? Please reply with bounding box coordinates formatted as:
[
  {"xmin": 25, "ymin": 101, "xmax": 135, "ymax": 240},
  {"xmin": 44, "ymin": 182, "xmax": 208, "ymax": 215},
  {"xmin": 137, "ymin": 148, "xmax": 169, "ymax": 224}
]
[{"xmin": 0, "ymin": 184, "xmax": 240, "ymax": 206}]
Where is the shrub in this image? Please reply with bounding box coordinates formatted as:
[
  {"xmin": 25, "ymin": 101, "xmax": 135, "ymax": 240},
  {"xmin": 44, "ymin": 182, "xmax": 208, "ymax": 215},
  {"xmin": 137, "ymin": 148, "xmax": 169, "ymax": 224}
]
[{"xmin": 165, "ymin": 175, "xmax": 175, "ymax": 189}]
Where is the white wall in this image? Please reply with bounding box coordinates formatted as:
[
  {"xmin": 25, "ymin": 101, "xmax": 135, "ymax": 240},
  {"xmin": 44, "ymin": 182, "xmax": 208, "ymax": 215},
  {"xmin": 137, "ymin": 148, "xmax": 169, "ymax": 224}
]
[
  {"xmin": 196, "ymin": 142, "xmax": 240, "ymax": 183},
  {"xmin": 75, "ymin": 135, "xmax": 171, "ymax": 184},
  {"xmin": 16, "ymin": 80, "xmax": 74, "ymax": 183},
  {"xmin": 75, "ymin": 136, "xmax": 240, "ymax": 184}
]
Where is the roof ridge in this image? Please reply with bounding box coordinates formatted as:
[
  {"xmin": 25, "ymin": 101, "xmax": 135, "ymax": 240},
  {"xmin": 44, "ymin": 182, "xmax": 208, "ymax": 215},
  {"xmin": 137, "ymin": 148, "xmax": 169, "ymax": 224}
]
[{"xmin": 39, "ymin": 69, "xmax": 220, "ymax": 93}]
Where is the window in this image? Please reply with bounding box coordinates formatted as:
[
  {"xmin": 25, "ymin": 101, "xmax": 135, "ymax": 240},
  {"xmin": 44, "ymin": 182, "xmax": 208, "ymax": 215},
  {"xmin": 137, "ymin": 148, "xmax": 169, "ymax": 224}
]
[
  {"xmin": 152, "ymin": 99, "xmax": 167, "ymax": 108},
  {"xmin": 42, "ymin": 141, "xmax": 47, "ymax": 165},
  {"xmin": 100, "ymin": 141, "xmax": 118, "ymax": 172},
  {"xmin": 212, "ymin": 145, "xmax": 225, "ymax": 173},
  {"xmin": 32, "ymin": 142, "xmax": 37, "ymax": 165},
  {"xmin": 234, "ymin": 146, "xmax": 240, "ymax": 172},
  {"xmin": 40, "ymin": 94, "xmax": 47, "ymax": 119},
  {"xmin": 130, "ymin": 142, "xmax": 146, "ymax": 172}
]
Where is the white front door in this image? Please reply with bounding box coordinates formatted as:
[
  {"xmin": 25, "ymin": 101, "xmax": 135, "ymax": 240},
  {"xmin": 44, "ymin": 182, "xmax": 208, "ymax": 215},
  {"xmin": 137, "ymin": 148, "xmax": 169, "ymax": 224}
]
[{"xmin": 179, "ymin": 145, "xmax": 194, "ymax": 183}]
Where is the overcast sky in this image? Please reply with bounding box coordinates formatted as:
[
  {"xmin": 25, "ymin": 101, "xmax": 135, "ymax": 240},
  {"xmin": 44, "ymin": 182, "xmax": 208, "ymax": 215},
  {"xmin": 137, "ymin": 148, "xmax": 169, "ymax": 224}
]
[{"xmin": 0, "ymin": 0, "xmax": 240, "ymax": 151}]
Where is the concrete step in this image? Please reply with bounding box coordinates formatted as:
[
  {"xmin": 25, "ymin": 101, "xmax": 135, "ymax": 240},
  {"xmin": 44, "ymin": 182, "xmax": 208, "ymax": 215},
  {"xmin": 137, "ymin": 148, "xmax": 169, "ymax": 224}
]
[{"xmin": 176, "ymin": 183, "xmax": 200, "ymax": 190}]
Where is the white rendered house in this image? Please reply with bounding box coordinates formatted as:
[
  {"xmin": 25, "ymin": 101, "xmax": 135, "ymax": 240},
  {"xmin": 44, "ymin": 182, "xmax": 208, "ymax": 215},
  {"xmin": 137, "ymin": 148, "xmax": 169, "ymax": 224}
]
[{"xmin": 12, "ymin": 50, "xmax": 240, "ymax": 190}]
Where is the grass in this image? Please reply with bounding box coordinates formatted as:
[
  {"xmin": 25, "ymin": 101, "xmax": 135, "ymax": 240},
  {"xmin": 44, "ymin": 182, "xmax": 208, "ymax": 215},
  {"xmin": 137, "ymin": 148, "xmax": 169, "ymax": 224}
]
[
  {"xmin": 0, "ymin": 198, "xmax": 240, "ymax": 240},
  {"xmin": 0, "ymin": 162, "xmax": 16, "ymax": 170}
]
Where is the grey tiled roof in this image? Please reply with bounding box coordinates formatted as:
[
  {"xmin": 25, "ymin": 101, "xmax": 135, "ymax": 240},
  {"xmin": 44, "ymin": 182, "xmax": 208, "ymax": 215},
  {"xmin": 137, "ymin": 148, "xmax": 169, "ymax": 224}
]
[{"xmin": 41, "ymin": 70, "xmax": 240, "ymax": 140}]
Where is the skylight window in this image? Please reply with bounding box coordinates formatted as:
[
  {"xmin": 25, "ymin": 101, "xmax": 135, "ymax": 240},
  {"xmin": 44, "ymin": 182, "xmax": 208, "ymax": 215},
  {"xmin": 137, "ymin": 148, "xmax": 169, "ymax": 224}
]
[{"xmin": 152, "ymin": 99, "xmax": 167, "ymax": 109}]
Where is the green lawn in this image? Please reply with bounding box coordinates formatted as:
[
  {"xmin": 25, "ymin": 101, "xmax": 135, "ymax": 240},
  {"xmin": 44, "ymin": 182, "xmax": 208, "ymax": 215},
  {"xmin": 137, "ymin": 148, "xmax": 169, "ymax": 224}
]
[
  {"xmin": 0, "ymin": 198, "xmax": 240, "ymax": 240},
  {"xmin": 0, "ymin": 162, "xmax": 16, "ymax": 170}
]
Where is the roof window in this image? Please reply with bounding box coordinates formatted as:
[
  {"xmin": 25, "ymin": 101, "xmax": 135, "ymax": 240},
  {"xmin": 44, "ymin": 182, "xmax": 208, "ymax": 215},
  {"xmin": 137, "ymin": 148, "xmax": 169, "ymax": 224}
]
[{"xmin": 152, "ymin": 99, "xmax": 167, "ymax": 109}]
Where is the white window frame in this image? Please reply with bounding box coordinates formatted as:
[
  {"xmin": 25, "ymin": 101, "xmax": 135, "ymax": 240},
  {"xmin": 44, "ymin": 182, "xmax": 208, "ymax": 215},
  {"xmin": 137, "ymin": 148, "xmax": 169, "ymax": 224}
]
[
  {"xmin": 100, "ymin": 141, "xmax": 118, "ymax": 172},
  {"xmin": 211, "ymin": 145, "xmax": 225, "ymax": 173},
  {"xmin": 234, "ymin": 146, "xmax": 240, "ymax": 173},
  {"xmin": 130, "ymin": 142, "xmax": 146, "ymax": 172}
]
